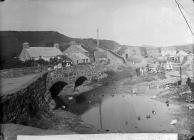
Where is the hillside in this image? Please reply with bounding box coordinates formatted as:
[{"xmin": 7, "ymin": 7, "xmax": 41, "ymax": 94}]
[
  {"xmin": 0, "ymin": 31, "xmax": 122, "ymax": 65},
  {"xmin": 0, "ymin": 31, "xmax": 193, "ymax": 69},
  {"xmin": 170, "ymin": 44, "xmax": 194, "ymax": 53}
]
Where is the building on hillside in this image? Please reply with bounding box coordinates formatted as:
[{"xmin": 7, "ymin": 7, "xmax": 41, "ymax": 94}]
[
  {"xmin": 94, "ymin": 47, "xmax": 108, "ymax": 64},
  {"xmin": 146, "ymin": 47, "xmax": 161, "ymax": 58},
  {"xmin": 176, "ymin": 50, "xmax": 189, "ymax": 63},
  {"xmin": 117, "ymin": 47, "xmax": 141, "ymax": 60},
  {"xmin": 63, "ymin": 41, "xmax": 89, "ymax": 57},
  {"xmin": 106, "ymin": 50, "xmax": 125, "ymax": 65},
  {"xmin": 19, "ymin": 42, "xmax": 63, "ymax": 61},
  {"xmin": 161, "ymin": 47, "xmax": 177, "ymax": 57},
  {"xmin": 67, "ymin": 52, "xmax": 90, "ymax": 65},
  {"xmin": 63, "ymin": 41, "xmax": 91, "ymax": 65}
]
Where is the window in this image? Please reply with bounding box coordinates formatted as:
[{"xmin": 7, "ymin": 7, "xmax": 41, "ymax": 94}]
[
  {"xmin": 77, "ymin": 60, "xmax": 79, "ymax": 64},
  {"xmin": 86, "ymin": 59, "xmax": 88, "ymax": 63}
]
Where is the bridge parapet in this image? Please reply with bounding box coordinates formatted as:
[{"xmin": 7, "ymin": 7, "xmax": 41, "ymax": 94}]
[{"xmin": 46, "ymin": 64, "xmax": 102, "ymax": 90}]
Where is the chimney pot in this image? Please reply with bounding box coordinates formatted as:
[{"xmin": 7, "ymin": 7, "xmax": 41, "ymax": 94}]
[
  {"xmin": 23, "ymin": 42, "xmax": 30, "ymax": 49},
  {"xmin": 54, "ymin": 43, "xmax": 60, "ymax": 49}
]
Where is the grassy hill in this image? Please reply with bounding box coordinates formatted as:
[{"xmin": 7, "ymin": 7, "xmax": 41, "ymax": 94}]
[
  {"xmin": 0, "ymin": 31, "xmax": 122, "ymax": 67},
  {"xmin": 170, "ymin": 44, "xmax": 194, "ymax": 53}
]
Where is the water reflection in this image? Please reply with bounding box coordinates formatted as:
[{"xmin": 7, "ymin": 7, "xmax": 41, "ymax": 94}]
[
  {"xmin": 81, "ymin": 94, "xmax": 176, "ymax": 133},
  {"xmin": 59, "ymin": 79, "xmax": 177, "ymax": 133}
]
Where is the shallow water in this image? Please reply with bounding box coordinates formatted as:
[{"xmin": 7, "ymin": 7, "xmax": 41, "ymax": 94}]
[
  {"xmin": 82, "ymin": 93, "xmax": 177, "ymax": 133},
  {"xmin": 62, "ymin": 78, "xmax": 179, "ymax": 133}
]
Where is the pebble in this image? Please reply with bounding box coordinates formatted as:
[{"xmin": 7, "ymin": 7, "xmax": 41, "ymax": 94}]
[
  {"xmin": 152, "ymin": 110, "xmax": 156, "ymax": 115},
  {"xmin": 61, "ymin": 105, "xmax": 66, "ymax": 109},
  {"xmin": 187, "ymin": 104, "xmax": 194, "ymax": 110},
  {"xmin": 170, "ymin": 119, "xmax": 177, "ymax": 125},
  {"xmin": 68, "ymin": 96, "xmax": 73, "ymax": 100},
  {"xmin": 151, "ymin": 95, "xmax": 156, "ymax": 99},
  {"xmin": 146, "ymin": 114, "xmax": 151, "ymax": 119}
]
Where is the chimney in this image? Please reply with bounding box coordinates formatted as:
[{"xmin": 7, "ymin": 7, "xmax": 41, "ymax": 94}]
[
  {"xmin": 54, "ymin": 43, "xmax": 60, "ymax": 49},
  {"xmin": 23, "ymin": 42, "xmax": 30, "ymax": 49}
]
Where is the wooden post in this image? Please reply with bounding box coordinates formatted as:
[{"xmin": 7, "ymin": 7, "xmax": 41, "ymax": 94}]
[{"xmin": 180, "ymin": 65, "xmax": 182, "ymax": 82}]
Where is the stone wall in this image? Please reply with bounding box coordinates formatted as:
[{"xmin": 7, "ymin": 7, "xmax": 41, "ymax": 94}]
[
  {"xmin": 0, "ymin": 72, "xmax": 51, "ymax": 124},
  {"xmin": 0, "ymin": 67, "xmax": 48, "ymax": 78}
]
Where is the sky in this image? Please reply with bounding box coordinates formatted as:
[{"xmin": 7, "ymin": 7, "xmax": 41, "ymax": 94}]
[{"xmin": 0, "ymin": 0, "xmax": 194, "ymax": 46}]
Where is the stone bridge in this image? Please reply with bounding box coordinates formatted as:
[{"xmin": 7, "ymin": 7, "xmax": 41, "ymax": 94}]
[
  {"xmin": 46, "ymin": 64, "xmax": 102, "ymax": 98},
  {"xmin": 0, "ymin": 64, "xmax": 103, "ymax": 123}
]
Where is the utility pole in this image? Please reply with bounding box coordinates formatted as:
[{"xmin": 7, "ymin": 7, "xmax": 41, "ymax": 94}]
[
  {"xmin": 180, "ymin": 64, "xmax": 182, "ymax": 82},
  {"xmin": 97, "ymin": 28, "xmax": 99, "ymax": 49},
  {"xmin": 99, "ymin": 100, "xmax": 103, "ymax": 129},
  {"xmin": 175, "ymin": 0, "xmax": 194, "ymax": 81}
]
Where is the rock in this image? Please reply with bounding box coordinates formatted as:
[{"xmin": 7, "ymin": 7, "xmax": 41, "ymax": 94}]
[
  {"xmin": 68, "ymin": 96, "xmax": 73, "ymax": 100},
  {"xmin": 61, "ymin": 105, "xmax": 66, "ymax": 109},
  {"xmin": 186, "ymin": 104, "xmax": 194, "ymax": 110},
  {"xmin": 165, "ymin": 100, "xmax": 169, "ymax": 104},
  {"xmin": 151, "ymin": 95, "xmax": 156, "ymax": 99},
  {"xmin": 170, "ymin": 119, "xmax": 177, "ymax": 125},
  {"xmin": 132, "ymin": 88, "xmax": 138, "ymax": 94},
  {"xmin": 152, "ymin": 110, "xmax": 156, "ymax": 115},
  {"xmin": 146, "ymin": 114, "xmax": 151, "ymax": 119}
]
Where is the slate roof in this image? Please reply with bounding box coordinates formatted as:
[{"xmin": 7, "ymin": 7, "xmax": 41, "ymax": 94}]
[
  {"xmin": 63, "ymin": 44, "xmax": 88, "ymax": 54},
  {"xmin": 68, "ymin": 52, "xmax": 89, "ymax": 60},
  {"xmin": 25, "ymin": 47, "xmax": 63, "ymax": 58}
]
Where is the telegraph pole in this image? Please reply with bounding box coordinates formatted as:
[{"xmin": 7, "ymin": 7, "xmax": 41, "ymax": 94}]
[
  {"xmin": 175, "ymin": 0, "xmax": 194, "ymax": 81},
  {"xmin": 97, "ymin": 28, "xmax": 99, "ymax": 49}
]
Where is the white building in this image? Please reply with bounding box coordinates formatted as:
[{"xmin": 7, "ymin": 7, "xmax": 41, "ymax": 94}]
[
  {"xmin": 63, "ymin": 41, "xmax": 89, "ymax": 57},
  {"xmin": 63, "ymin": 41, "xmax": 91, "ymax": 65},
  {"xmin": 19, "ymin": 42, "xmax": 63, "ymax": 61},
  {"xmin": 176, "ymin": 50, "xmax": 189, "ymax": 63},
  {"xmin": 161, "ymin": 47, "xmax": 177, "ymax": 57},
  {"xmin": 67, "ymin": 52, "xmax": 90, "ymax": 65}
]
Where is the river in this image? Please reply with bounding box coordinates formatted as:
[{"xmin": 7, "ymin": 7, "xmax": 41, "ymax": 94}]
[{"xmin": 58, "ymin": 72, "xmax": 182, "ymax": 134}]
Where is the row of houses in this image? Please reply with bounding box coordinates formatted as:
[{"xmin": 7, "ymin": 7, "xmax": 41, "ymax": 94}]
[
  {"xmin": 19, "ymin": 41, "xmax": 91, "ymax": 66},
  {"xmin": 116, "ymin": 45, "xmax": 193, "ymax": 63}
]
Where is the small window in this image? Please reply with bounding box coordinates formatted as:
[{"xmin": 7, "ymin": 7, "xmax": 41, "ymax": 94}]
[
  {"xmin": 77, "ymin": 60, "xmax": 79, "ymax": 64},
  {"xmin": 86, "ymin": 59, "xmax": 88, "ymax": 63}
]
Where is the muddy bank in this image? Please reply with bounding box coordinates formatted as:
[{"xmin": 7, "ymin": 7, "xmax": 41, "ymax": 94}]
[
  {"xmin": 154, "ymin": 82, "xmax": 194, "ymax": 140},
  {"xmin": 129, "ymin": 74, "xmax": 194, "ymax": 140}
]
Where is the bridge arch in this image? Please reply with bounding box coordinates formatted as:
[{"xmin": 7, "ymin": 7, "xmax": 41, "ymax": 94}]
[
  {"xmin": 74, "ymin": 76, "xmax": 88, "ymax": 90},
  {"xmin": 49, "ymin": 81, "xmax": 68, "ymax": 98}
]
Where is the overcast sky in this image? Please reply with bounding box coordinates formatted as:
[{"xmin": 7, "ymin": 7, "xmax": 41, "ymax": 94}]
[{"xmin": 0, "ymin": 0, "xmax": 193, "ymax": 46}]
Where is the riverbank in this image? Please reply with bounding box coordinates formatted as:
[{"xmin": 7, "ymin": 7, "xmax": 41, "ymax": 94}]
[{"xmin": 126, "ymin": 71, "xmax": 194, "ymax": 140}]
